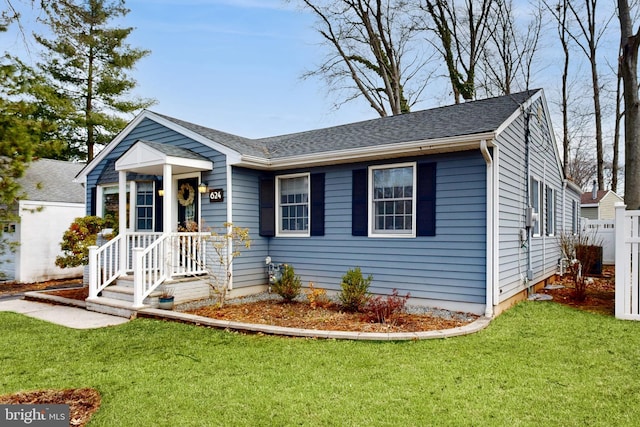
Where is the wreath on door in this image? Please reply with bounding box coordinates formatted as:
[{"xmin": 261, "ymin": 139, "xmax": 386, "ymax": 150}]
[{"xmin": 177, "ymin": 183, "xmax": 195, "ymax": 207}]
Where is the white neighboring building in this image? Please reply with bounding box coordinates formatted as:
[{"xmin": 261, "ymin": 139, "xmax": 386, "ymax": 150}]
[{"xmin": 0, "ymin": 159, "xmax": 85, "ymax": 283}]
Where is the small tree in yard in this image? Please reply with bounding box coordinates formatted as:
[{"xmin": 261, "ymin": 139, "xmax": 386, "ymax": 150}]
[
  {"xmin": 199, "ymin": 223, "xmax": 250, "ymax": 308},
  {"xmin": 339, "ymin": 267, "xmax": 372, "ymax": 312},
  {"xmin": 559, "ymin": 231, "xmax": 603, "ymax": 302},
  {"xmin": 272, "ymin": 264, "xmax": 302, "ymax": 302}
]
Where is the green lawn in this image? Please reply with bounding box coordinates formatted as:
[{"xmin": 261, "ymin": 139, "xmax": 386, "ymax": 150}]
[{"xmin": 2, "ymin": 301, "xmax": 640, "ymax": 426}]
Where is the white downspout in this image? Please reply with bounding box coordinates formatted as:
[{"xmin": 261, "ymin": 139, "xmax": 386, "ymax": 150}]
[
  {"xmin": 480, "ymin": 140, "xmax": 497, "ymax": 317},
  {"xmin": 226, "ymin": 164, "xmax": 234, "ymax": 290}
]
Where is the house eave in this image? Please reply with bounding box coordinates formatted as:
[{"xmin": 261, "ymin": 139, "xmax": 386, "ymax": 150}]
[{"xmin": 235, "ymin": 132, "xmax": 497, "ymax": 170}]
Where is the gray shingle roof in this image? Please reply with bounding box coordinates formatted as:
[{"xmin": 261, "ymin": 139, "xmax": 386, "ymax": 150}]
[
  {"xmin": 18, "ymin": 159, "xmax": 85, "ymax": 203},
  {"xmin": 140, "ymin": 140, "xmax": 211, "ymax": 161},
  {"xmin": 152, "ymin": 90, "xmax": 537, "ymax": 160},
  {"xmin": 258, "ymin": 90, "xmax": 536, "ymax": 158}
]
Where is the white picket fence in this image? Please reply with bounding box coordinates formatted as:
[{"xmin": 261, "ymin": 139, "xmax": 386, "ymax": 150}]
[{"xmin": 615, "ymin": 203, "xmax": 640, "ymax": 320}]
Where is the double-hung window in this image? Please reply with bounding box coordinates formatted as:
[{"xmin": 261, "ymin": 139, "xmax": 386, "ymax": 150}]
[
  {"xmin": 277, "ymin": 173, "xmax": 310, "ymax": 236},
  {"xmin": 370, "ymin": 163, "xmax": 416, "ymax": 237},
  {"xmin": 530, "ymin": 177, "xmax": 542, "ymax": 237},
  {"xmin": 546, "ymin": 185, "xmax": 555, "ymax": 236},
  {"xmin": 136, "ymin": 182, "xmax": 154, "ymax": 231}
]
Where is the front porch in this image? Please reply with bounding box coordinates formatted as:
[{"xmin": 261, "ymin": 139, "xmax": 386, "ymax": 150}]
[
  {"xmin": 86, "ymin": 231, "xmax": 220, "ymax": 317},
  {"xmin": 86, "ymin": 140, "xmax": 221, "ymax": 317}
]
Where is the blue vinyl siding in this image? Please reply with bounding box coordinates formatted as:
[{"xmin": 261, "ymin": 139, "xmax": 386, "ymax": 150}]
[
  {"xmin": 262, "ymin": 151, "xmax": 487, "ymax": 305},
  {"xmin": 497, "ymin": 98, "xmax": 579, "ymax": 301},
  {"xmin": 229, "ymin": 167, "xmax": 269, "ymax": 286}
]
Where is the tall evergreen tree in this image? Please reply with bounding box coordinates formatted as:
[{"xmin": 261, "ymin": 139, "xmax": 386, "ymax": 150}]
[
  {"xmin": 35, "ymin": 0, "xmax": 154, "ymax": 161},
  {"xmin": 0, "ymin": 55, "xmax": 56, "ymax": 276}
]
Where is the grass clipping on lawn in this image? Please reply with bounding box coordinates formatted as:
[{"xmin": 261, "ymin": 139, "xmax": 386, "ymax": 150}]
[{"xmin": 0, "ymin": 388, "xmax": 100, "ymax": 427}]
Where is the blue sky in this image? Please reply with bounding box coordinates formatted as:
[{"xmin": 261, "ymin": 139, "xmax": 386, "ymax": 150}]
[
  {"xmin": 1, "ymin": 0, "xmax": 620, "ymax": 144},
  {"xmin": 121, "ymin": 0, "xmax": 379, "ymax": 138}
]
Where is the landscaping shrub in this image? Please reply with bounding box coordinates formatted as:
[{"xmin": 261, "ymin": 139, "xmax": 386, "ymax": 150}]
[
  {"xmin": 339, "ymin": 267, "xmax": 372, "ymax": 312},
  {"xmin": 55, "ymin": 216, "xmax": 106, "ymax": 268},
  {"xmin": 559, "ymin": 232, "xmax": 603, "ymax": 301},
  {"xmin": 273, "ymin": 264, "xmax": 301, "ymax": 302},
  {"xmin": 305, "ymin": 282, "xmax": 328, "ymax": 309},
  {"xmin": 364, "ymin": 289, "xmax": 410, "ymax": 324}
]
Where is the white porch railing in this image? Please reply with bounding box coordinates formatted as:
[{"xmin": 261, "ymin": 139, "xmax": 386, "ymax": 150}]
[
  {"xmin": 88, "ymin": 234, "xmax": 123, "ymax": 299},
  {"xmin": 615, "ymin": 204, "xmax": 640, "ymax": 320},
  {"xmin": 89, "ymin": 231, "xmax": 213, "ymax": 307},
  {"xmin": 132, "ymin": 232, "xmax": 210, "ymax": 307}
]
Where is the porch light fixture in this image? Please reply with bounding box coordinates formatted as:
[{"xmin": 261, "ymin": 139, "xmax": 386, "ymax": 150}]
[
  {"xmin": 198, "ymin": 182, "xmax": 208, "ymax": 194},
  {"xmin": 158, "ymin": 189, "xmax": 164, "ymax": 197}
]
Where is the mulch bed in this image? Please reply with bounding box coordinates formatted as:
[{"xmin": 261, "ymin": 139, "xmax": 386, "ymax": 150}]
[
  {"xmin": 0, "ymin": 388, "xmax": 101, "ymax": 427},
  {"xmin": 0, "ymin": 278, "xmax": 82, "ymax": 297},
  {"xmin": 187, "ymin": 299, "xmax": 476, "ymax": 333},
  {"xmin": 539, "ymin": 265, "xmax": 615, "ymax": 316}
]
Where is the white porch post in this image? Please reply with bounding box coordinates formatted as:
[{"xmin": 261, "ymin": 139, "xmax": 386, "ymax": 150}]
[
  {"xmin": 163, "ymin": 164, "xmax": 173, "ymax": 233},
  {"xmin": 162, "ymin": 164, "xmax": 173, "ymax": 277},
  {"xmin": 118, "ymin": 170, "xmax": 127, "ymax": 273}
]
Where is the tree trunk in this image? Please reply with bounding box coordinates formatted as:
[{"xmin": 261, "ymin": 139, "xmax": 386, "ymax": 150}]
[
  {"xmin": 612, "ymin": 68, "xmax": 622, "ymax": 193},
  {"xmin": 618, "ymin": 0, "xmax": 640, "ymax": 209}
]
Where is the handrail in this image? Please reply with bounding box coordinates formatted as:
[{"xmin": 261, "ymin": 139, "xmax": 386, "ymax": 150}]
[
  {"xmin": 132, "ymin": 232, "xmax": 210, "ymax": 307},
  {"xmin": 133, "ymin": 233, "xmax": 171, "ymax": 307},
  {"xmin": 88, "ymin": 234, "xmax": 123, "ymax": 299}
]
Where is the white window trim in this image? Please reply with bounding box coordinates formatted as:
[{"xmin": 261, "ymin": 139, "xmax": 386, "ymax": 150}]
[
  {"xmin": 546, "ymin": 186, "xmax": 555, "ymax": 237},
  {"xmin": 276, "ymin": 172, "xmax": 310, "ymax": 237},
  {"xmin": 368, "ymin": 162, "xmax": 417, "ymax": 238},
  {"xmin": 531, "ymin": 177, "xmax": 542, "ymax": 238},
  {"xmin": 134, "ymin": 181, "xmax": 156, "ymax": 232},
  {"xmin": 97, "ymin": 183, "xmax": 132, "ymax": 231}
]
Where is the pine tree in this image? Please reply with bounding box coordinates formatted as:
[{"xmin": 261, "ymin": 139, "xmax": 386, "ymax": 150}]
[
  {"xmin": 0, "ymin": 56, "xmax": 43, "ymax": 276},
  {"xmin": 35, "ymin": 0, "xmax": 154, "ymax": 161}
]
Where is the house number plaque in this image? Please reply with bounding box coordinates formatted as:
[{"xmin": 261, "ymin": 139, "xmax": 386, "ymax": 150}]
[{"xmin": 209, "ymin": 188, "xmax": 224, "ymax": 202}]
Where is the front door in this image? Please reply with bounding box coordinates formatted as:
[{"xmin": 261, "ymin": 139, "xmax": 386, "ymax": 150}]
[{"xmin": 177, "ymin": 177, "xmax": 199, "ymax": 231}]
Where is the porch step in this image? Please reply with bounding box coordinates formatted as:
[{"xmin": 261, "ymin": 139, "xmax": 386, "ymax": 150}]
[
  {"xmin": 100, "ymin": 285, "xmax": 160, "ymax": 305},
  {"xmin": 86, "ymin": 296, "xmax": 144, "ymax": 318}
]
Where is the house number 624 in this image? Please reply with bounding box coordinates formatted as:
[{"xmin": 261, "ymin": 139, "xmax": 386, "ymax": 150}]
[{"xmin": 209, "ymin": 189, "xmax": 224, "ymax": 202}]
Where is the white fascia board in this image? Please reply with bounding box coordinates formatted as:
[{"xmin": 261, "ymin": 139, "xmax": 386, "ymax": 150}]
[
  {"xmin": 74, "ymin": 110, "xmax": 152, "ymax": 182},
  {"xmin": 565, "ymin": 179, "xmax": 583, "ymax": 195},
  {"xmin": 495, "ymin": 90, "xmax": 565, "ymax": 183},
  {"xmin": 165, "ymin": 156, "xmax": 212, "ymax": 171},
  {"xmin": 581, "ymin": 203, "xmax": 598, "ymax": 208},
  {"xmin": 75, "ymin": 110, "xmax": 241, "ymax": 182},
  {"xmin": 238, "ymin": 132, "xmax": 496, "ymax": 170}
]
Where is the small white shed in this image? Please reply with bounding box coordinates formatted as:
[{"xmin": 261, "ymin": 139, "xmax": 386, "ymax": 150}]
[{"xmin": 0, "ymin": 159, "xmax": 85, "ymax": 283}]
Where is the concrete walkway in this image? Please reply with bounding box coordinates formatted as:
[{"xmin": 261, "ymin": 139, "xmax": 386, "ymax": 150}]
[{"xmin": 0, "ymin": 299, "xmax": 129, "ymax": 329}]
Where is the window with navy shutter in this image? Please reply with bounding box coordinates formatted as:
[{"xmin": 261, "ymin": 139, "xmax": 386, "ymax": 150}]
[
  {"xmin": 352, "ymin": 162, "xmax": 436, "ymax": 237},
  {"xmin": 260, "ymin": 172, "xmax": 325, "ymax": 237}
]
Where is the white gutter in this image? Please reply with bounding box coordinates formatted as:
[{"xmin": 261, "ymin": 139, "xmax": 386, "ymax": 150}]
[
  {"xmin": 480, "ymin": 139, "xmax": 498, "ymax": 318},
  {"xmin": 237, "ymin": 132, "xmax": 497, "ymax": 170}
]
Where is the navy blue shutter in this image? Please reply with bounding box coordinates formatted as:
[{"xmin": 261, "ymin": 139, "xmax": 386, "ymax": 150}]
[
  {"xmin": 259, "ymin": 176, "xmax": 275, "ymax": 237},
  {"xmin": 352, "ymin": 169, "xmax": 368, "ymax": 236},
  {"xmin": 90, "ymin": 187, "xmax": 97, "ymax": 216},
  {"xmin": 417, "ymin": 162, "xmax": 436, "ymax": 236},
  {"xmin": 310, "ymin": 173, "xmax": 325, "ymax": 236}
]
